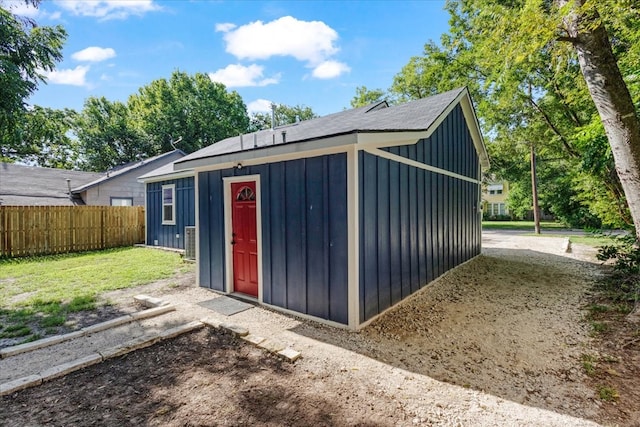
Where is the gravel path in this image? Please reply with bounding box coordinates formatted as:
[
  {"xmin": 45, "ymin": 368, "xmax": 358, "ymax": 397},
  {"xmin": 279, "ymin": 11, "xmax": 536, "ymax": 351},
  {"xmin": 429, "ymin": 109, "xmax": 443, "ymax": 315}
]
[{"xmin": 1, "ymin": 233, "xmax": 606, "ymax": 425}]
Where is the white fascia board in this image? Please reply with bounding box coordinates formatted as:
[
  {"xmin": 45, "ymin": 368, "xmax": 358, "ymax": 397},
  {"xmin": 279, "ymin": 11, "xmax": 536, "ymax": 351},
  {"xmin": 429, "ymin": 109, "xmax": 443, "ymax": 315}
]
[
  {"xmin": 356, "ymin": 131, "xmax": 430, "ymax": 147},
  {"xmin": 175, "ymin": 133, "xmax": 357, "ymax": 171},
  {"xmin": 190, "ymin": 143, "xmax": 354, "ymax": 174},
  {"xmin": 137, "ymin": 170, "xmax": 195, "ymax": 184},
  {"xmin": 459, "ymin": 91, "xmax": 490, "ymax": 169},
  {"xmin": 357, "ymin": 89, "xmax": 490, "ymax": 171}
]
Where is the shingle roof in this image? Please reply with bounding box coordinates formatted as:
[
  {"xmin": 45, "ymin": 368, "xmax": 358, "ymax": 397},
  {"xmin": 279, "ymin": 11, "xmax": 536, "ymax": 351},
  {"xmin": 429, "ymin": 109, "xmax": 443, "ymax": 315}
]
[
  {"xmin": 0, "ymin": 163, "xmax": 103, "ymax": 206},
  {"xmin": 176, "ymin": 87, "xmax": 467, "ymax": 166},
  {"xmin": 71, "ymin": 150, "xmax": 185, "ymax": 192}
]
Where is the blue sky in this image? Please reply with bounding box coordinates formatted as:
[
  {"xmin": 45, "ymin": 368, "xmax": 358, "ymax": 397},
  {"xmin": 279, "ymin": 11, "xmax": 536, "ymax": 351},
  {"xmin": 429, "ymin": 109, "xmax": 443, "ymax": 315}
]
[{"xmin": 9, "ymin": 0, "xmax": 450, "ymax": 116}]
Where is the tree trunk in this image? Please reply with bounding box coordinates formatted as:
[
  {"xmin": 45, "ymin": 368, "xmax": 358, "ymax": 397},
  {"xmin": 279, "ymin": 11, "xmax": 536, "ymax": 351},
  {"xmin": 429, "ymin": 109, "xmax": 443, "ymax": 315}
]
[
  {"xmin": 558, "ymin": 0, "xmax": 640, "ymax": 239},
  {"xmin": 531, "ymin": 144, "xmax": 541, "ymax": 235}
]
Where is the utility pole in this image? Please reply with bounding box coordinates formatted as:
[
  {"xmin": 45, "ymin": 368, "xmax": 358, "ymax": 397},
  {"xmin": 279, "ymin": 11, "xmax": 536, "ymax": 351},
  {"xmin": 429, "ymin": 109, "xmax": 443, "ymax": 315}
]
[{"xmin": 531, "ymin": 143, "xmax": 541, "ymax": 234}]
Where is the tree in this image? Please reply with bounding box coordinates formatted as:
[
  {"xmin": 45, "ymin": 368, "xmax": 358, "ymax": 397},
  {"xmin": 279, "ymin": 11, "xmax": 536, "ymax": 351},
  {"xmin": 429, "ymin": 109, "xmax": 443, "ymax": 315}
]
[
  {"xmin": 249, "ymin": 103, "xmax": 318, "ymax": 132},
  {"xmin": 350, "ymin": 86, "xmax": 387, "ymax": 108},
  {"xmin": 555, "ymin": 0, "xmax": 640, "ymax": 238},
  {"xmin": 388, "ymin": 0, "xmax": 637, "ymax": 229},
  {"xmin": 17, "ymin": 106, "xmax": 79, "ymax": 168},
  {"xmin": 75, "ymin": 97, "xmax": 150, "ymax": 171},
  {"xmin": 128, "ymin": 71, "xmax": 249, "ymax": 153},
  {"xmin": 0, "ymin": 1, "xmax": 66, "ymax": 157}
]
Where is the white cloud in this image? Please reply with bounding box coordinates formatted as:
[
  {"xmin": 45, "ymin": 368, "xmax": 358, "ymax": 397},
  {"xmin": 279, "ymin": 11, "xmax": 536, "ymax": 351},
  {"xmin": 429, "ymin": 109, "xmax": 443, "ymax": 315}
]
[
  {"xmin": 208, "ymin": 64, "xmax": 280, "ymax": 88},
  {"xmin": 3, "ymin": 2, "xmax": 40, "ymax": 18},
  {"xmin": 1, "ymin": 1, "xmax": 61, "ymax": 20},
  {"xmin": 247, "ymin": 99, "xmax": 273, "ymax": 114},
  {"xmin": 43, "ymin": 65, "xmax": 90, "ymax": 86},
  {"xmin": 312, "ymin": 60, "xmax": 351, "ymax": 79},
  {"xmin": 72, "ymin": 47, "xmax": 116, "ymax": 62},
  {"xmin": 220, "ymin": 16, "xmax": 340, "ymax": 66},
  {"xmin": 215, "ymin": 22, "xmax": 236, "ymax": 32},
  {"xmin": 54, "ymin": 0, "xmax": 161, "ymax": 20}
]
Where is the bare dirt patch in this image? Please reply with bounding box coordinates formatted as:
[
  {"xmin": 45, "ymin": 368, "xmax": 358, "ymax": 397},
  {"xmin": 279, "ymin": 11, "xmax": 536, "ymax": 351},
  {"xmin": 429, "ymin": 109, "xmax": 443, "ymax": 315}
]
[
  {"xmin": 0, "ymin": 328, "xmax": 406, "ymax": 426},
  {"xmin": 581, "ymin": 297, "xmax": 640, "ymax": 425}
]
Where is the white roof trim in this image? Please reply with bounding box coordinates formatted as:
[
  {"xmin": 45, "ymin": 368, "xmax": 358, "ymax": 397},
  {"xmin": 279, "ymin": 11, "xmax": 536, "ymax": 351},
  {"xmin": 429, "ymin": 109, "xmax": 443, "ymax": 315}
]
[
  {"xmin": 175, "ymin": 133, "xmax": 357, "ymax": 171},
  {"xmin": 459, "ymin": 90, "xmax": 490, "ymax": 169},
  {"xmin": 138, "ymin": 169, "xmax": 195, "ymax": 184},
  {"xmin": 174, "ymin": 88, "xmax": 489, "ymax": 172}
]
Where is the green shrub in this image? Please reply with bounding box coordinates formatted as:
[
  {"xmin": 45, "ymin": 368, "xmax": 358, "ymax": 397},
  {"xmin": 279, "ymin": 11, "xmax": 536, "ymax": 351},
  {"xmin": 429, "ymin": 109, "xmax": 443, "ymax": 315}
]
[{"xmin": 597, "ymin": 234, "xmax": 640, "ymax": 305}]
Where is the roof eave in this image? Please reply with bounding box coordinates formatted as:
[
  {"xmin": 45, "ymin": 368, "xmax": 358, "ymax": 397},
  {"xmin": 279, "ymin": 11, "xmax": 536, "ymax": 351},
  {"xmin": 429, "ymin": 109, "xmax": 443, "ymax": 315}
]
[
  {"xmin": 174, "ymin": 132, "xmax": 359, "ymax": 171},
  {"xmin": 459, "ymin": 89, "xmax": 490, "ymax": 170},
  {"xmin": 71, "ymin": 150, "xmax": 186, "ymax": 192},
  {"xmin": 138, "ymin": 169, "xmax": 195, "ymax": 184}
]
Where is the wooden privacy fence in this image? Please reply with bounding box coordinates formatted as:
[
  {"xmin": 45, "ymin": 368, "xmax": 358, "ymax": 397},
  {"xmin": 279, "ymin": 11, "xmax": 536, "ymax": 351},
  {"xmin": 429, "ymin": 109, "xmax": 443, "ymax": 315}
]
[{"xmin": 0, "ymin": 206, "xmax": 145, "ymax": 258}]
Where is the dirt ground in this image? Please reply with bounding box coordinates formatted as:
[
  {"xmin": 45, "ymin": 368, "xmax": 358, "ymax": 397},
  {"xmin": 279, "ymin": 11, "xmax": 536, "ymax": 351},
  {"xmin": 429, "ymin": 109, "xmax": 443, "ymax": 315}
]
[{"xmin": 1, "ymin": 234, "xmax": 639, "ymax": 426}]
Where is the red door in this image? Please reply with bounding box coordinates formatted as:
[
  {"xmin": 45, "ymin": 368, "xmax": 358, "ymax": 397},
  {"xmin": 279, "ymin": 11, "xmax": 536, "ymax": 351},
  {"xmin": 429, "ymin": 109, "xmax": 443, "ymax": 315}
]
[{"xmin": 231, "ymin": 181, "xmax": 258, "ymax": 297}]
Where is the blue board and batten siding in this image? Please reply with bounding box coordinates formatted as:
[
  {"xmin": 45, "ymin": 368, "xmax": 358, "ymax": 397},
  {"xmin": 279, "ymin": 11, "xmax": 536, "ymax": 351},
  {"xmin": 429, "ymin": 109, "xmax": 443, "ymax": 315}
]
[
  {"xmin": 360, "ymin": 105, "xmax": 481, "ymax": 323},
  {"xmin": 198, "ymin": 154, "xmax": 350, "ymax": 324},
  {"xmin": 146, "ymin": 177, "xmax": 195, "ymax": 249}
]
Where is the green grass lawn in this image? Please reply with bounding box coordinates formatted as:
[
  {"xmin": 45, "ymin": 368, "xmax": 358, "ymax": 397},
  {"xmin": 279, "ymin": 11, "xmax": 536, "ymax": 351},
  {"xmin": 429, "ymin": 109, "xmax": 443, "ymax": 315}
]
[
  {"xmin": 482, "ymin": 220, "xmax": 572, "ymax": 230},
  {"xmin": 483, "ymin": 221, "xmax": 625, "ymax": 247},
  {"xmin": 529, "ymin": 233, "xmax": 620, "ymax": 248},
  {"xmin": 0, "ymin": 247, "xmax": 189, "ymax": 344}
]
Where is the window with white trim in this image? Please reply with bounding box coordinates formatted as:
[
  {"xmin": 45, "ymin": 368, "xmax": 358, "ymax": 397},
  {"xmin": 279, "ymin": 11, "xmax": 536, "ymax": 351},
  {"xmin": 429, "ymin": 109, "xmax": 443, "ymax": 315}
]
[
  {"xmin": 162, "ymin": 184, "xmax": 176, "ymax": 225},
  {"xmin": 487, "ymin": 184, "xmax": 504, "ymax": 195},
  {"xmin": 488, "ymin": 202, "xmax": 507, "ymax": 216}
]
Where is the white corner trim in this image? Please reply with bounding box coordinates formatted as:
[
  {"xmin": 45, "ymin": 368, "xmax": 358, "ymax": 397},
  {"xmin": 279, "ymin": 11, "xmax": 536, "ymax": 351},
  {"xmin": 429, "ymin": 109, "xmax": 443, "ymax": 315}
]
[
  {"xmin": 194, "ymin": 172, "xmax": 200, "ymax": 287},
  {"xmin": 143, "ymin": 184, "xmax": 148, "ymax": 245},
  {"xmin": 347, "ymin": 146, "xmax": 360, "ymax": 330},
  {"xmin": 364, "ymin": 148, "xmax": 481, "ymax": 184},
  {"xmin": 222, "ymin": 175, "xmax": 263, "ymax": 302}
]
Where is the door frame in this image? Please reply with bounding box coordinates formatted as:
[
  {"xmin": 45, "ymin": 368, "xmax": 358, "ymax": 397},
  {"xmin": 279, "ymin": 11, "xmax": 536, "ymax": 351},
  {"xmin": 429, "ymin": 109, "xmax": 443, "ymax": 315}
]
[{"xmin": 223, "ymin": 175, "xmax": 263, "ymax": 301}]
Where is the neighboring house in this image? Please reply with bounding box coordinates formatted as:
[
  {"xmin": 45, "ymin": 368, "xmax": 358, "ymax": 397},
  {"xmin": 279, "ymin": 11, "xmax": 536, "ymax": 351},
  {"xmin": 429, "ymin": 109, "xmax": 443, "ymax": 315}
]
[
  {"xmin": 483, "ymin": 181, "xmax": 510, "ymax": 218},
  {"xmin": 72, "ymin": 150, "xmax": 186, "ymax": 206},
  {"xmin": 138, "ymin": 161, "xmax": 195, "ymax": 250},
  {"xmin": 148, "ymin": 87, "xmax": 489, "ymax": 330},
  {"xmin": 0, "ymin": 150, "xmax": 184, "ymax": 207},
  {"xmin": 0, "ymin": 163, "xmax": 103, "ymax": 206}
]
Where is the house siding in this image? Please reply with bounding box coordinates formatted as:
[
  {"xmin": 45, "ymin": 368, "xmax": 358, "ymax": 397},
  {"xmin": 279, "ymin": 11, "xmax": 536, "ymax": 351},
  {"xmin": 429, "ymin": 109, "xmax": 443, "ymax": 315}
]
[
  {"xmin": 381, "ymin": 104, "xmax": 480, "ymax": 179},
  {"xmin": 146, "ymin": 177, "xmax": 195, "ymax": 249},
  {"xmin": 83, "ymin": 151, "xmax": 185, "ymax": 206},
  {"xmin": 359, "ymin": 106, "xmax": 481, "ymax": 323},
  {"xmin": 198, "ymin": 153, "xmax": 349, "ymax": 325}
]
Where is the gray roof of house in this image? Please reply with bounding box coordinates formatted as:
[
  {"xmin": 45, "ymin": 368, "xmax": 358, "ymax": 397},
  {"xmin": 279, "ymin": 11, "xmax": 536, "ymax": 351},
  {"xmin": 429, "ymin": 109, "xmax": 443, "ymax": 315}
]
[
  {"xmin": 176, "ymin": 87, "xmax": 468, "ymax": 166},
  {"xmin": 71, "ymin": 150, "xmax": 185, "ymax": 192},
  {"xmin": 0, "ymin": 163, "xmax": 103, "ymax": 206}
]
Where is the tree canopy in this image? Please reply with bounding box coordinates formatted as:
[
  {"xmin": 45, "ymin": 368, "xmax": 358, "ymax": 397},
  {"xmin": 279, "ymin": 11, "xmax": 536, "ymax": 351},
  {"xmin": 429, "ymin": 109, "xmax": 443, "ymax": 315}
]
[
  {"xmin": 350, "ymin": 86, "xmax": 387, "ymax": 108},
  {"xmin": 73, "ymin": 71, "xmax": 250, "ymax": 171},
  {"xmin": 0, "ymin": 0, "xmax": 67, "ymax": 162},
  {"xmin": 75, "ymin": 97, "xmax": 150, "ymax": 172},
  {"xmin": 249, "ymin": 103, "xmax": 318, "ymax": 131},
  {"xmin": 376, "ymin": 0, "xmax": 640, "ymax": 230},
  {"xmin": 127, "ymin": 71, "xmax": 249, "ymax": 155}
]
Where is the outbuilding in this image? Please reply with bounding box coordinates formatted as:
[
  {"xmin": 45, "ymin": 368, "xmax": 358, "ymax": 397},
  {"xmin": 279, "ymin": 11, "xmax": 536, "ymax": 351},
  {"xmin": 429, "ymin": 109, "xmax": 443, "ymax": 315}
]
[
  {"xmin": 138, "ymin": 158, "xmax": 195, "ymax": 251},
  {"xmin": 167, "ymin": 87, "xmax": 489, "ymax": 329}
]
